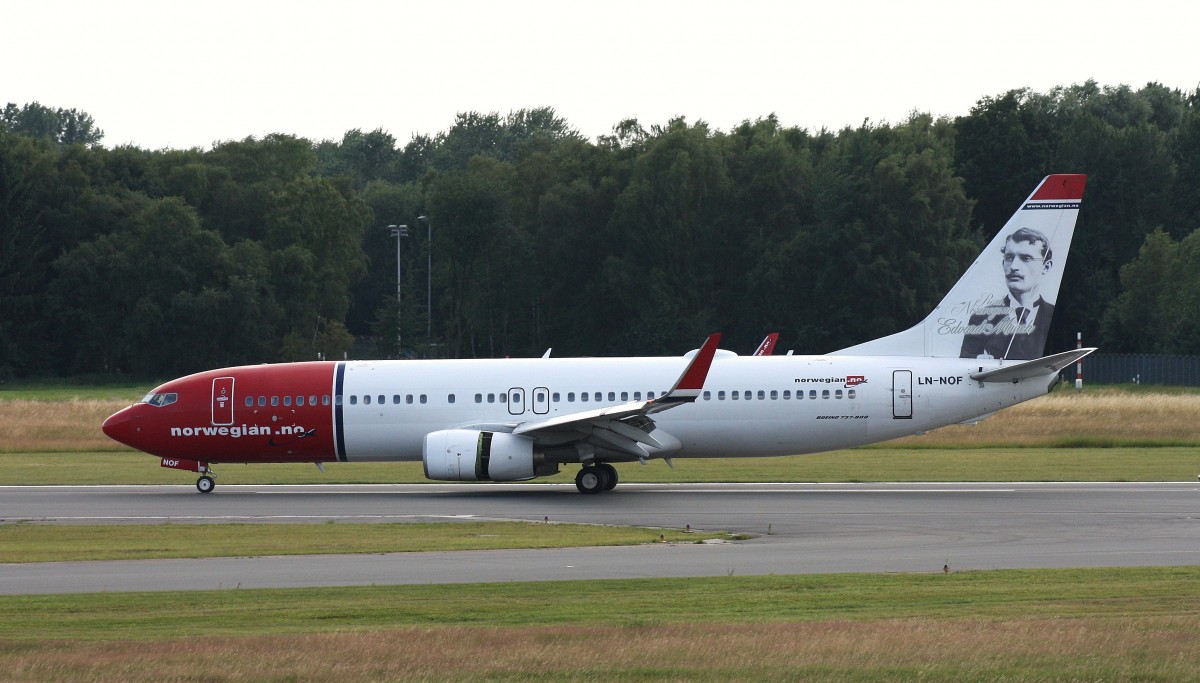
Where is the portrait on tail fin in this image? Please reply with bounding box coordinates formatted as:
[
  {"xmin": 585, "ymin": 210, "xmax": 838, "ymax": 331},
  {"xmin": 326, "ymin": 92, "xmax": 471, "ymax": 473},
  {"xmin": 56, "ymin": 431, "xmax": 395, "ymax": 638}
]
[
  {"xmin": 828, "ymin": 174, "xmax": 1086, "ymax": 360},
  {"xmin": 959, "ymin": 227, "xmax": 1056, "ymax": 360}
]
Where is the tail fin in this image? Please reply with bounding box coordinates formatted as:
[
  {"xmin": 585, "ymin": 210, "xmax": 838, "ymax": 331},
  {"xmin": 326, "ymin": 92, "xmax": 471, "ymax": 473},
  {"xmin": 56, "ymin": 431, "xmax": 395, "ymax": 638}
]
[
  {"xmin": 752, "ymin": 333, "xmax": 780, "ymax": 356},
  {"xmin": 832, "ymin": 174, "xmax": 1087, "ymax": 359}
]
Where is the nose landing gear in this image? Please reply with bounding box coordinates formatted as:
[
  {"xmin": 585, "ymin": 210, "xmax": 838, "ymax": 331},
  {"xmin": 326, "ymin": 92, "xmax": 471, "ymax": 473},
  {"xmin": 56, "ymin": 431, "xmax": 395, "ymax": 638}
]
[{"xmin": 196, "ymin": 474, "xmax": 216, "ymax": 493}]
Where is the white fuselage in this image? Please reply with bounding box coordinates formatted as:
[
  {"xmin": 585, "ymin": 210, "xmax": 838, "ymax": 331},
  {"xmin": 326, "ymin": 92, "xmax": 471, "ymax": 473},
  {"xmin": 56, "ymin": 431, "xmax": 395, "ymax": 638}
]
[{"xmin": 338, "ymin": 354, "xmax": 1047, "ymax": 462}]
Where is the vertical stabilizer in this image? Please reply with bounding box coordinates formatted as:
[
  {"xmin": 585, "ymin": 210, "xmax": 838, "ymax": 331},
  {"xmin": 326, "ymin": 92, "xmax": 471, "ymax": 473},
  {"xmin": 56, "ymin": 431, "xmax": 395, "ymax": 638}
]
[{"xmin": 831, "ymin": 174, "xmax": 1087, "ymax": 359}]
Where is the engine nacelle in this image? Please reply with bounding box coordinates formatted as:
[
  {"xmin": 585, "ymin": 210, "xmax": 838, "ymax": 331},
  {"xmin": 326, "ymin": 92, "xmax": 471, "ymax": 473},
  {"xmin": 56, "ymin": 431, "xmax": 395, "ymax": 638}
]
[{"xmin": 423, "ymin": 429, "xmax": 552, "ymax": 482}]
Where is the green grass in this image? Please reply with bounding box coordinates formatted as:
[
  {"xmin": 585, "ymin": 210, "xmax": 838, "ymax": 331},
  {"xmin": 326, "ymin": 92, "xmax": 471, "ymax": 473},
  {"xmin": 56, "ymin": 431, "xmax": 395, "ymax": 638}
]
[
  {"xmin": 0, "ymin": 522, "xmax": 724, "ymax": 563},
  {"xmin": 0, "ymin": 567, "xmax": 1194, "ymax": 641},
  {"xmin": 3, "ymin": 447, "xmax": 1198, "ymax": 486},
  {"xmin": 7, "ymin": 568, "xmax": 1199, "ymax": 681}
]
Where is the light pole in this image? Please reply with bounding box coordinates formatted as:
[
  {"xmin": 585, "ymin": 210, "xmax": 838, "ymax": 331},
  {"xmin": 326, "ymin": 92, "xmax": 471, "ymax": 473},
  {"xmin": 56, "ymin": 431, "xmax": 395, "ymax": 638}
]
[
  {"xmin": 417, "ymin": 215, "xmax": 432, "ymax": 354},
  {"xmin": 387, "ymin": 224, "xmax": 409, "ymax": 356}
]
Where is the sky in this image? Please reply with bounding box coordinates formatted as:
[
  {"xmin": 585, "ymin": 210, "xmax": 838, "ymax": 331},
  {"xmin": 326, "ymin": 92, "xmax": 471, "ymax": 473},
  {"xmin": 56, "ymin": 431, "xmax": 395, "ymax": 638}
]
[{"xmin": 7, "ymin": 0, "xmax": 1199, "ymax": 150}]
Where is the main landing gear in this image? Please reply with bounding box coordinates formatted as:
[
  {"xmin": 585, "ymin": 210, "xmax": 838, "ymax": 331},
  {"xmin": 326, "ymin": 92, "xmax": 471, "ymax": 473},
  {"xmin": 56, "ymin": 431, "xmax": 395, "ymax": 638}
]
[{"xmin": 575, "ymin": 463, "xmax": 619, "ymax": 494}]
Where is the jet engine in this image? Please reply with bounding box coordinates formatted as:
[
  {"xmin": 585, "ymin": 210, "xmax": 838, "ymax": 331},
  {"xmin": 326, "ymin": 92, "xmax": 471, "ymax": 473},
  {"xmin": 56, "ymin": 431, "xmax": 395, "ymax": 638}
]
[{"xmin": 423, "ymin": 429, "xmax": 556, "ymax": 482}]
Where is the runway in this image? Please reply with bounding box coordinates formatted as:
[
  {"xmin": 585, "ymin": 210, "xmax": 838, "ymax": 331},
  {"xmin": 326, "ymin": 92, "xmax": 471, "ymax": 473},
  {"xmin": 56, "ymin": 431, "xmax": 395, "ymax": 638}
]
[{"xmin": 2, "ymin": 482, "xmax": 1198, "ymax": 594}]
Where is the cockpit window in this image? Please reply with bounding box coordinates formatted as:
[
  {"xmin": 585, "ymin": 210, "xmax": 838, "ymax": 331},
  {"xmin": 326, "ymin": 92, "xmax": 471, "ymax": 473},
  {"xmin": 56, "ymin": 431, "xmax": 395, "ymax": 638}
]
[{"xmin": 141, "ymin": 392, "xmax": 178, "ymax": 407}]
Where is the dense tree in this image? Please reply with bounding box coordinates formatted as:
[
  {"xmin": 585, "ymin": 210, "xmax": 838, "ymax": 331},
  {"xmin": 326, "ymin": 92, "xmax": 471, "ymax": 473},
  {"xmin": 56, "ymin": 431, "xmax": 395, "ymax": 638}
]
[
  {"xmin": 1103, "ymin": 228, "xmax": 1200, "ymax": 354},
  {"xmin": 1, "ymin": 102, "xmax": 104, "ymax": 146},
  {"xmin": 2, "ymin": 85, "xmax": 1197, "ymax": 378}
]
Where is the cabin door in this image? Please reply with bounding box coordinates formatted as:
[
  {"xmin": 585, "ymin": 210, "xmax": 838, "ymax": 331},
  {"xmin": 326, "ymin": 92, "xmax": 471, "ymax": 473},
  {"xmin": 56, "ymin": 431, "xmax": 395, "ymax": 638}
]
[{"xmin": 892, "ymin": 370, "xmax": 912, "ymax": 419}]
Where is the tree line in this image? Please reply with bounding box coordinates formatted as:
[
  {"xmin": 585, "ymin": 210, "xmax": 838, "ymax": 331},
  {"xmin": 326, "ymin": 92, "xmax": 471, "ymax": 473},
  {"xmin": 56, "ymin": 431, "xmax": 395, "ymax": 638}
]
[{"xmin": 2, "ymin": 82, "xmax": 1199, "ymax": 379}]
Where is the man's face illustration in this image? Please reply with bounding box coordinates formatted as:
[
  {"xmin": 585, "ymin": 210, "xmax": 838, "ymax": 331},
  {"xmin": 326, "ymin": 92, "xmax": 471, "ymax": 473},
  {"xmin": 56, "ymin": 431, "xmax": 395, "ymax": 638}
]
[{"xmin": 1002, "ymin": 237, "xmax": 1050, "ymax": 302}]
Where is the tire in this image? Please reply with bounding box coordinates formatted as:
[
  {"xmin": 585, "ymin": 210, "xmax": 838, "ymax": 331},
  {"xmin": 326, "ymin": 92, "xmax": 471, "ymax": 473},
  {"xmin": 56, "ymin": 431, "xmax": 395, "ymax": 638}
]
[
  {"xmin": 598, "ymin": 463, "xmax": 618, "ymax": 491},
  {"xmin": 575, "ymin": 467, "xmax": 606, "ymax": 494},
  {"xmin": 196, "ymin": 476, "xmax": 215, "ymax": 494}
]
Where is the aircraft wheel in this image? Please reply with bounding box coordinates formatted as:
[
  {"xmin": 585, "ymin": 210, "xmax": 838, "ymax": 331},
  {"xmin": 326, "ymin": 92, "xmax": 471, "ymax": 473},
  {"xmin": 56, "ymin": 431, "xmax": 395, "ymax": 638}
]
[
  {"xmin": 575, "ymin": 466, "xmax": 606, "ymax": 494},
  {"xmin": 196, "ymin": 475, "xmax": 215, "ymax": 494},
  {"xmin": 598, "ymin": 463, "xmax": 618, "ymax": 491}
]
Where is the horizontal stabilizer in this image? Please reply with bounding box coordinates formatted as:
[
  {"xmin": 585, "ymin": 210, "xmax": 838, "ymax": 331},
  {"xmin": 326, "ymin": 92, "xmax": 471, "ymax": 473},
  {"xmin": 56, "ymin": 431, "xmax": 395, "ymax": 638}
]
[{"xmin": 969, "ymin": 347, "xmax": 1096, "ymax": 383}]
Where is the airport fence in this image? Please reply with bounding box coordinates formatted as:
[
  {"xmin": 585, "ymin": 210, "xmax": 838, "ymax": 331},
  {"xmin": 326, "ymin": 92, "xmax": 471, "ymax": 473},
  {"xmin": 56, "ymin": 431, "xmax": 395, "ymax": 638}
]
[{"xmin": 1059, "ymin": 353, "xmax": 1200, "ymax": 387}]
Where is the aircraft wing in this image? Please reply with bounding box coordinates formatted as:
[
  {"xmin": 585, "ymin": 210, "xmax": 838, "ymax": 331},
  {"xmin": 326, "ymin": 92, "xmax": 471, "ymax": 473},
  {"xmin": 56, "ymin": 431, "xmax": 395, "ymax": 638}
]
[
  {"xmin": 510, "ymin": 333, "xmax": 721, "ymax": 459},
  {"xmin": 969, "ymin": 347, "xmax": 1097, "ymax": 383}
]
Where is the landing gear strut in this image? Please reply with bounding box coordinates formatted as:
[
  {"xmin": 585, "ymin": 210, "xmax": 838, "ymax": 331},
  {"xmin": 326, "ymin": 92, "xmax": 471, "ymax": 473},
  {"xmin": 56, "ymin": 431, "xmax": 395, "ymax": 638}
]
[{"xmin": 575, "ymin": 463, "xmax": 618, "ymax": 494}]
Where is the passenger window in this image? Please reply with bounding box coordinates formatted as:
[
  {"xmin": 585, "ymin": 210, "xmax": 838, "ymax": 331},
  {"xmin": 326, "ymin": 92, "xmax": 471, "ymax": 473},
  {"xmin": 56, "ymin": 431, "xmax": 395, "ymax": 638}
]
[
  {"xmin": 245, "ymin": 397, "xmax": 254, "ymax": 407},
  {"xmin": 783, "ymin": 390, "xmax": 791, "ymax": 400},
  {"xmin": 848, "ymin": 389, "xmax": 856, "ymax": 399},
  {"xmin": 718, "ymin": 390, "xmax": 726, "ymax": 400},
  {"xmin": 568, "ymin": 392, "xmax": 575, "ymax": 402},
  {"xmin": 809, "ymin": 390, "xmax": 817, "ymax": 400},
  {"xmin": 420, "ymin": 394, "xmax": 427, "ymax": 404},
  {"xmin": 363, "ymin": 395, "xmax": 371, "ymax": 405},
  {"xmin": 310, "ymin": 395, "xmax": 318, "ymax": 406},
  {"xmin": 350, "ymin": 395, "xmax": 358, "ymax": 405},
  {"xmin": 770, "ymin": 390, "xmax": 778, "ymax": 400},
  {"xmin": 822, "ymin": 390, "xmax": 830, "ymax": 399},
  {"xmin": 551, "ymin": 392, "xmax": 559, "ymax": 402},
  {"xmin": 283, "ymin": 396, "xmax": 292, "ymax": 407},
  {"xmin": 758, "ymin": 390, "xmax": 766, "ymax": 400},
  {"xmin": 835, "ymin": 390, "xmax": 843, "ymax": 399},
  {"xmin": 732, "ymin": 391, "xmax": 739, "ymax": 401},
  {"xmin": 744, "ymin": 391, "xmax": 752, "ymax": 400},
  {"xmin": 703, "ymin": 391, "xmax": 711, "ymax": 401},
  {"xmin": 608, "ymin": 392, "xmax": 616, "ymax": 401},
  {"xmin": 594, "ymin": 392, "xmax": 601, "ymax": 402},
  {"xmin": 448, "ymin": 394, "xmax": 456, "ymax": 404},
  {"xmin": 647, "ymin": 391, "xmax": 656, "ymax": 400},
  {"xmin": 334, "ymin": 395, "xmax": 342, "ymax": 406},
  {"xmin": 620, "ymin": 391, "xmax": 628, "ymax": 401},
  {"xmin": 634, "ymin": 392, "xmax": 642, "ymax": 401},
  {"xmin": 406, "ymin": 395, "xmax": 414, "ymax": 404},
  {"xmin": 323, "ymin": 395, "xmax": 331, "ymax": 406},
  {"xmin": 475, "ymin": 393, "xmax": 483, "ymax": 403},
  {"xmin": 271, "ymin": 396, "xmax": 279, "ymax": 407},
  {"xmin": 581, "ymin": 392, "xmax": 588, "ymax": 402},
  {"xmin": 378, "ymin": 395, "xmax": 385, "ymax": 405},
  {"xmin": 487, "ymin": 393, "xmax": 495, "ymax": 403}
]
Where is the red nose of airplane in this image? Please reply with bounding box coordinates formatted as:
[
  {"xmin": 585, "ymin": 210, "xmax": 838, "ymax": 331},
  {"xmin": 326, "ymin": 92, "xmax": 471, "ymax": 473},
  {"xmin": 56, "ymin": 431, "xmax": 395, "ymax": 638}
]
[{"xmin": 101, "ymin": 406, "xmax": 140, "ymax": 449}]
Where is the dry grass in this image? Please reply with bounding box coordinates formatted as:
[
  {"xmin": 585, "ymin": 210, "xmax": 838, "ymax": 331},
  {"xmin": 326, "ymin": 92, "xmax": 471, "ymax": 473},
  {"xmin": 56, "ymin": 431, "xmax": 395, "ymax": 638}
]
[
  {"xmin": 2, "ymin": 389, "xmax": 1198, "ymax": 455},
  {"xmin": 891, "ymin": 388, "xmax": 1200, "ymax": 448},
  {"xmin": 0, "ymin": 400, "xmax": 130, "ymax": 453},
  {"xmin": 5, "ymin": 617, "xmax": 1198, "ymax": 682}
]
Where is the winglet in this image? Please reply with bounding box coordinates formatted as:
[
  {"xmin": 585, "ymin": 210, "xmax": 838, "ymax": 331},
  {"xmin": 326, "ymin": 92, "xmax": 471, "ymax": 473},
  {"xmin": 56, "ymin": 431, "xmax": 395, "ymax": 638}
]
[
  {"xmin": 970, "ymin": 347, "xmax": 1097, "ymax": 383},
  {"xmin": 752, "ymin": 333, "xmax": 780, "ymax": 356},
  {"xmin": 651, "ymin": 333, "xmax": 721, "ymax": 409}
]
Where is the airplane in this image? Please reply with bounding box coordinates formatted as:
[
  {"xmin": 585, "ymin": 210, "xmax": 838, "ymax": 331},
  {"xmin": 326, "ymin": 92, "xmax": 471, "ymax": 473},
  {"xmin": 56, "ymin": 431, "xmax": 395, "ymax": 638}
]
[
  {"xmin": 103, "ymin": 174, "xmax": 1093, "ymax": 495},
  {"xmin": 752, "ymin": 333, "xmax": 780, "ymax": 356}
]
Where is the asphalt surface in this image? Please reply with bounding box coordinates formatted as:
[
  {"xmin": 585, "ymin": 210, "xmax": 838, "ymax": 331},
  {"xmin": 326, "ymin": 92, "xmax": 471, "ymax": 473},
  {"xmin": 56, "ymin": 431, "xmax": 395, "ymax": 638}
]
[{"xmin": 2, "ymin": 482, "xmax": 1198, "ymax": 594}]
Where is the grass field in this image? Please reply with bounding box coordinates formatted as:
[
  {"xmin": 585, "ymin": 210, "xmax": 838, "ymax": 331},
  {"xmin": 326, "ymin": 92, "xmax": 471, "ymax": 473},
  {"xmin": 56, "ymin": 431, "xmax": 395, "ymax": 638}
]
[
  {"xmin": 3, "ymin": 384, "xmax": 1199, "ymax": 680},
  {"xmin": 2, "ymin": 385, "xmax": 1199, "ymax": 485},
  {"xmin": 0, "ymin": 522, "xmax": 725, "ymax": 563},
  {"xmin": 1, "ymin": 567, "xmax": 1198, "ymax": 681},
  {"xmin": 4, "ymin": 446, "xmax": 1200, "ymax": 485}
]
